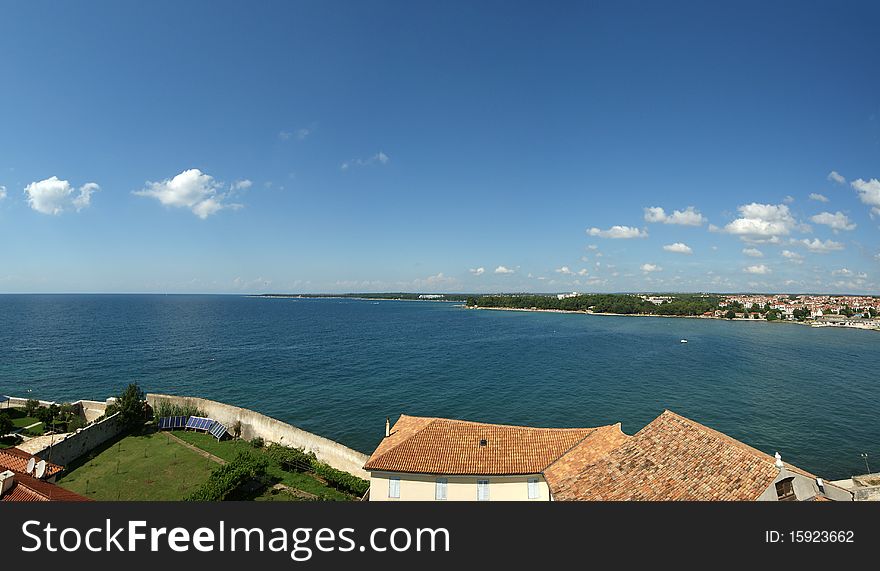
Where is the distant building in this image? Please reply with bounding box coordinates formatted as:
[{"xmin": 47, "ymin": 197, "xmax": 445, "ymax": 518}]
[
  {"xmin": 556, "ymin": 292, "xmax": 579, "ymax": 300},
  {"xmin": 364, "ymin": 411, "xmax": 851, "ymax": 501},
  {"xmin": 418, "ymin": 294, "xmax": 445, "ymax": 299}
]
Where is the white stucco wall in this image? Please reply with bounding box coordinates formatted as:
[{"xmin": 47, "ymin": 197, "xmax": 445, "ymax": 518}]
[{"xmin": 369, "ymin": 471, "xmax": 550, "ymax": 501}]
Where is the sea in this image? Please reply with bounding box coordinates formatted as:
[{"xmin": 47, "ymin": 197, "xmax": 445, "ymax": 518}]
[{"xmin": 1, "ymin": 294, "xmax": 877, "ymax": 479}]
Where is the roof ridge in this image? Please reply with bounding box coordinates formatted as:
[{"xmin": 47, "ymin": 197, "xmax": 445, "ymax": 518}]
[
  {"xmin": 656, "ymin": 410, "xmax": 787, "ymax": 469},
  {"xmin": 365, "ymin": 416, "xmax": 439, "ymax": 469},
  {"xmin": 542, "ymin": 423, "xmax": 625, "ymax": 475}
]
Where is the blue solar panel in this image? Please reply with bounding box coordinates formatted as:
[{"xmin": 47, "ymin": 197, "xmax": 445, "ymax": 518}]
[
  {"xmin": 158, "ymin": 416, "xmax": 190, "ymax": 430},
  {"xmin": 209, "ymin": 421, "xmax": 227, "ymax": 440}
]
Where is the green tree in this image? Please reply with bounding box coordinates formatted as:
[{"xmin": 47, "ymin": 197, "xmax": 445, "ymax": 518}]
[
  {"xmin": 0, "ymin": 412, "xmax": 13, "ymax": 435},
  {"xmin": 106, "ymin": 383, "xmax": 146, "ymax": 429},
  {"xmin": 24, "ymin": 399, "xmax": 40, "ymax": 416},
  {"xmin": 724, "ymin": 309, "xmax": 737, "ymax": 319}
]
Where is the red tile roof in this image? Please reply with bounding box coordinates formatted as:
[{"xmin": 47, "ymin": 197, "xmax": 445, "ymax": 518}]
[
  {"xmin": 1, "ymin": 472, "xmax": 90, "ymax": 502},
  {"xmin": 0, "ymin": 447, "xmax": 63, "ymax": 478},
  {"xmin": 550, "ymin": 410, "xmax": 814, "ymax": 501},
  {"xmin": 364, "ymin": 414, "xmax": 619, "ymax": 475}
]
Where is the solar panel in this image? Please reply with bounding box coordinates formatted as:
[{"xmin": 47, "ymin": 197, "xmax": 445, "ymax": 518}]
[
  {"xmin": 209, "ymin": 421, "xmax": 227, "ymax": 440},
  {"xmin": 175, "ymin": 416, "xmax": 187, "ymax": 429},
  {"xmin": 158, "ymin": 417, "xmax": 169, "ymax": 429}
]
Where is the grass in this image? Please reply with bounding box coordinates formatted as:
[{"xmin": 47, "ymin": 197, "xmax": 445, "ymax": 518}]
[
  {"xmin": 56, "ymin": 431, "xmax": 217, "ymax": 500},
  {"xmin": 172, "ymin": 431, "xmax": 355, "ymax": 501},
  {"xmin": 3, "ymin": 407, "xmax": 44, "ymax": 434}
]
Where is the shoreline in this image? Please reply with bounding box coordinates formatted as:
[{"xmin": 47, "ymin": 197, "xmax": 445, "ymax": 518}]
[{"xmin": 467, "ymin": 305, "xmax": 880, "ymax": 331}]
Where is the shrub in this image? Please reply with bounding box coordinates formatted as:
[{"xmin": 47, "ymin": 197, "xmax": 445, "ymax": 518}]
[
  {"xmin": 0, "ymin": 413, "xmax": 12, "ymax": 436},
  {"xmin": 67, "ymin": 416, "xmax": 87, "ymax": 432},
  {"xmin": 310, "ymin": 461, "xmax": 369, "ymax": 497},
  {"xmin": 185, "ymin": 453, "xmax": 268, "ymax": 501},
  {"xmin": 249, "ymin": 436, "xmax": 264, "ymax": 448},
  {"xmin": 266, "ymin": 444, "xmax": 314, "ymax": 472},
  {"xmin": 154, "ymin": 402, "xmax": 206, "ymax": 419}
]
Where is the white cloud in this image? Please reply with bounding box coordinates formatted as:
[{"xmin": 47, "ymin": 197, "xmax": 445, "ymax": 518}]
[
  {"xmin": 723, "ymin": 203, "xmax": 797, "ymax": 241},
  {"xmin": 643, "ymin": 206, "xmax": 706, "ymax": 226},
  {"xmin": 831, "ymin": 268, "xmax": 853, "ymax": 276},
  {"xmin": 278, "ymin": 131, "xmax": 292, "ymax": 141},
  {"xmin": 809, "ymin": 193, "xmax": 829, "ymax": 203},
  {"xmin": 781, "ymin": 250, "xmax": 804, "ymax": 264},
  {"xmin": 555, "ymin": 266, "xmax": 573, "ymax": 275},
  {"xmin": 828, "ymin": 171, "xmax": 846, "ymax": 184},
  {"xmin": 640, "ymin": 263, "xmax": 662, "ymax": 273},
  {"xmin": 744, "ymin": 264, "xmax": 771, "ymax": 275},
  {"xmin": 851, "ymin": 178, "xmax": 880, "ymax": 215},
  {"xmin": 296, "ymin": 128, "xmax": 310, "ymax": 141},
  {"xmin": 134, "ymin": 168, "xmax": 242, "ymax": 219},
  {"xmin": 577, "ymin": 268, "xmax": 589, "ymax": 276},
  {"xmin": 795, "ymin": 238, "xmax": 845, "ymax": 253},
  {"xmin": 783, "ymin": 195, "xmax": 795, "ymax": 204},
  {"xmin": 0, "ymin": 185, "xmax": 6, "ymax": 201},
  {"xmin": 24, "ymin": 176, "xmax": 99, "ymax": 215},
  {"xmin": 586, "ymin": 225, "xmax": 648, "ymax": 239},
  {"xmin": 742, "ymin": 247, "xmax": 764, "ymax": 258},
  {"xmin": 494, "ymin": 265, "xmax": 514, "ymax": 274},
  {"xmin": 341, "ymin": 151, "xmax": 390, "ymax": 171},
  {"xmin": 231, "ymin": 179, "xmax": 253, "ymax": 191},
  {"xmin": 469, "ymin": 267, "xmax": 485, "ymax": 276},
  {"xmin": 663, "ymin": 242, "xmax": 693, "ymax": 255},
  {"xmin": 809, "ymin": 211, "xmax": 855, "ymax": 232}
]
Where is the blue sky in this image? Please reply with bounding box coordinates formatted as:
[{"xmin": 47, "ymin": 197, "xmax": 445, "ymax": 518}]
[{"xmin": 1, "ymin": 1, "xmax": 879, "ymax": 294}]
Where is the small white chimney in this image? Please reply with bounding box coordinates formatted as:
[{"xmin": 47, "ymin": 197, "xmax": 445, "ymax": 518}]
[
  {"xmin": 385, "ymin": 417, "xmax": 391, "ymax": 438},
  {"xmin": 774, "ymin": 452, "xmax": 784, "ymax": 468},
  {"xmin": 0, "ymin": 470, "xmax": 15, "ymax": 496}
]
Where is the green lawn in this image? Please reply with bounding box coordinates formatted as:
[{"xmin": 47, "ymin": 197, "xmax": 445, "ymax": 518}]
[
  {"xmin": 56, "ymin": 432, "xmax": 217, "ymax": 500},
  {"xmin": 172, "ymin": 431, "xmax": 354, "ymax": 501},
  {"xmin": 4, "ymin": 407, "xmax": 43, "ymax": 434}
]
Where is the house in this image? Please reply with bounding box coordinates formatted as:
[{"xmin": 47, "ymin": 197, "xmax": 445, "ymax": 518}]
[
  {"xmin": 0, "ymin": 447, "xmax": 64, "ymax": 483},
  {"xmin": 364, "ymin": 415, "xmax": 627, "ymax": 501},
  {"xmin": 549, "ymin": 411, "xmax": 851, "ymax": 501},
  {"xmin": 364, "ymin": 411, "xmax": 851, "ymax": 501},
  {"xmin": 0, "ymin": 470, "xmax": 90, "ymax": 502},
  {"xmin": 0, "ymin": 447, "xmax": 88, "ymax": 502}
]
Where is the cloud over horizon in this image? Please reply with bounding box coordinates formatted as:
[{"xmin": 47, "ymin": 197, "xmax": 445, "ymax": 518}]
[
  {"xmin": 134, "ymin": 168, "xmax": 242, "ymax": 219},
  {"xmin": 24, "ymin": 176, "xmax": 99, "ymax": 215}
]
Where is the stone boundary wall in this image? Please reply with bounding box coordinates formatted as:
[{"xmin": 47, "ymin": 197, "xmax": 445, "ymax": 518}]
[
  {"xmin": 3, "ymin": 396, "xmax": 111, "ymax": 423},
  {"xmin": 28, "ymin": 412, "xmax": 126, "ymax": 467},
  {"xmin": 147, "ymin": 394, "xmax": 370, "ymax": 479}
]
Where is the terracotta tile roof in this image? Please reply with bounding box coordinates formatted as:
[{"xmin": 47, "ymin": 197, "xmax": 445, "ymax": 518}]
[
  {"xmin": 364, "ymin": 414, "xmax": 616, "ymax": 475},
  {"xmin": 543, "ymin": 424, "xmax": 630, "ymax": 489},
  {"xmin": 0, "ymin": 447, "xmax": 64, "ymax": 478},
  {"xmin": 550, "ymin": 410, "xmax": 814, "ymax": 501},
  {"xmin": 1, "ymin": 472, "xmax": 90, "ymax": 502}
]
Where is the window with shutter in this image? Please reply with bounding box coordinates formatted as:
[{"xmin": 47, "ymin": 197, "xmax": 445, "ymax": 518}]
[
  {"xmin": 388, "ymin": 477, "xmax": 401, "ymax": 499},
  {"xmin": 527, "ymin": 478, "xmax": 539, "ymax": 499},
  {"xmin": 435, "ymin": 478, "xmax": 448, "ymax": 500},
  {"xmin": 477, "ymin": 479, "xmax": 489, "ymax": 501}
]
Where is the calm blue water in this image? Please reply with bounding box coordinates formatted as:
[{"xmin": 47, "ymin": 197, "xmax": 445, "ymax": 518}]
[{"xmin": 1, "ymin": 294, "xmax": 877, "ymax": 479}]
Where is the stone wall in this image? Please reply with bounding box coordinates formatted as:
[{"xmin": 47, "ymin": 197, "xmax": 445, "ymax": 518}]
[
  {"xmin": 147, "ymin": 394, "xmax": 370, "ymax": 479},
  {"xmin": 27, "ymin": 413, "xmax": 126, "ymax": 467}
]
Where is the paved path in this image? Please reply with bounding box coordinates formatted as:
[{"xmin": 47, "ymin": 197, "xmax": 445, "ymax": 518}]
[{"xmin": 164, "ymin": 432, "xmax": 226, "ymax": 465}]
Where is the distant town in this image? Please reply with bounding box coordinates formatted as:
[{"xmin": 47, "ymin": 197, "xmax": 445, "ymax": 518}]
[{"xmin": 259, "ymin": 292, "xmax": 880, "ymax": 331}]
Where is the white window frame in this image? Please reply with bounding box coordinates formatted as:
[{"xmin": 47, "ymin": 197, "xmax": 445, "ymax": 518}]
[
  {"xmin": 435, "ymin": 478, "xmax": 448, "ymax": 501},
  {"xmin": 527, "ymin": 477, "xmax": 540, "ymax": 499},
  {"xmin": 388, "ymin": 476, "xmax": 401, "ymax": 499},
  {"xmin": 477, "ymin": 479, "xmax": 490, "ymax": 501}
]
